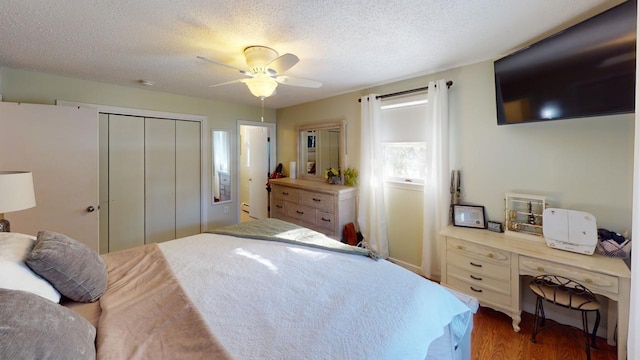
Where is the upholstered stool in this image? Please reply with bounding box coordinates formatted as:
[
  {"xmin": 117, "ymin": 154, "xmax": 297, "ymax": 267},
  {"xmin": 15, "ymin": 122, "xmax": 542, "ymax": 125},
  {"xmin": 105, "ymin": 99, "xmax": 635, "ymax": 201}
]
[{"xmin": 529, "ymin": 275, "xmax": 601, "ymax": 360}]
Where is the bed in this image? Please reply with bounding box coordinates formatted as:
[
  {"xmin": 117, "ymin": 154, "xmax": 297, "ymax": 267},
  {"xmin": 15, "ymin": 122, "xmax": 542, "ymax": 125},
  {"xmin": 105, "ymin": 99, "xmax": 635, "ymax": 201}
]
[{"xmin": 1, "ymin": 219, "xmax": 478, "ymax": 360}]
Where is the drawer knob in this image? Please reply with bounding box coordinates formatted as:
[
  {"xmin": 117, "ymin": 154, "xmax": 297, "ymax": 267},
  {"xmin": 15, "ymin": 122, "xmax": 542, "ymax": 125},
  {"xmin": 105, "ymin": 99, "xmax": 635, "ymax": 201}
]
[
  {"xmin": 321, "ymin": 217, "xmax": 331, "ymax": 222},
  {"xmin": 470, "ymin": 286, "xmax": 483, "ymax": 293},
  {"xmin": 313, "ymin": 198, "xmax": 321, "ymax": 202},
  {"xmin": 457, "ymin": 245, "xmax": 463, "ymax": 250},
  {"xmin": 537, "ymin": 266, "xmax": 544, "ymax": 272},
  {"xmin": 488, "ymin": 253, "xmax": 494, "ymax": 259},
  {"xmin": 276, "ymin": 205, "xmax": 283, "ymax": 209},
  {"xmin": 585, "ymin": 278, "xmax": 593, "ymax": 284},
  {"xmin": 470, "ymin": 262, "xmax": 482, "ymax": 268},
  {"xmin": 282, "ymin": 192, "xmax": 289, "ymax": 195},
  {"xmin": 296, "ymin": 210, "xmax": 304, "ymax": 215}
]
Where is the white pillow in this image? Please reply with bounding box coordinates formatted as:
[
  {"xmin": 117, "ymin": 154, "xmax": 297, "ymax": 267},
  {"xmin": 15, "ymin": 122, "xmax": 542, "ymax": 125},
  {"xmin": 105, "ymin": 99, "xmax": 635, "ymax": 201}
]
[{"xmin": 0, "ymin": 232, "xmax": 61, "ymax": 303}]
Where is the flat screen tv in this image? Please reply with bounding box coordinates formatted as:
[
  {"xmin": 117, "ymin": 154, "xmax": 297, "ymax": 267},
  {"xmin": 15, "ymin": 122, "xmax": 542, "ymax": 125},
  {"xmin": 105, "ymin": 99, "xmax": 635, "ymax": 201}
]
[{"xmin": 495, "ymin": 0, "xmax": 636, "ymax": 125}]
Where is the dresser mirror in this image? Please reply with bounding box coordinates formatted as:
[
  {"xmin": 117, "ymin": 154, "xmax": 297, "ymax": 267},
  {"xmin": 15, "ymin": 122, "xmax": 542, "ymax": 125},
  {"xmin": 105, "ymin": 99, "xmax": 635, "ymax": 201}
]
[
  {"xmin": 297, "ymin": 121, "xmax": 346, "ymax": 182},
  {"xmin": 212, "ymin": 129, "xmax": 231, "ymax": 204}
]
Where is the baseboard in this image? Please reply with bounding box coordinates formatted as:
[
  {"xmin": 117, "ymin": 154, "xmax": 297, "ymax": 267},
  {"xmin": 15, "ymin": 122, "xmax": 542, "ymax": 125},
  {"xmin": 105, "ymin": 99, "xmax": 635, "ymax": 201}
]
[{"xmin": 386, "ymin": 257, "xmax": 442, "ymax": 283}]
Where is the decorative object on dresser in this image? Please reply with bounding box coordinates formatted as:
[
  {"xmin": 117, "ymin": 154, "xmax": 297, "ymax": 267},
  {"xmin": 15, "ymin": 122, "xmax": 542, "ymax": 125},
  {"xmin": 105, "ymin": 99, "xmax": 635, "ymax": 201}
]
[
  {"xmin": 269, "ymin": 178, "xmax": 356, "ymax": 241},
  {"xmin": 0, "ymin": 171, "xmax": 36, "ymax": 233},
  {"xmin": 505, "ymin": 193, "xmax": 547, "ymax": 241},
  {"xmin": 452, "ymin": 204, "xmax": 486, "ymax": 229}
]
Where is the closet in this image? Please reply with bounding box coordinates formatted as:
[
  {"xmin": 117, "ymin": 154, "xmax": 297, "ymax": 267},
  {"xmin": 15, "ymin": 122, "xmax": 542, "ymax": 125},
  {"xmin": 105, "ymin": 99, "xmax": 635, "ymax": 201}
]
[{"xmin": 99, "ymin": 114, "xmax": 201, "ymax": 252}]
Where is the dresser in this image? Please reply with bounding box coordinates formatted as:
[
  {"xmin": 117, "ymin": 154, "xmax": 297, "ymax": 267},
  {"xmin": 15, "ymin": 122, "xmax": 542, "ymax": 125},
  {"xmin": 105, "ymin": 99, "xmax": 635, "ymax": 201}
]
[
  {"xmin": 440, "ymin": 225, "xmax": 631, "ymax": 360},
  {"xmin": 269, "ymin": 178, "xmax": 356, "ymax": 241}
]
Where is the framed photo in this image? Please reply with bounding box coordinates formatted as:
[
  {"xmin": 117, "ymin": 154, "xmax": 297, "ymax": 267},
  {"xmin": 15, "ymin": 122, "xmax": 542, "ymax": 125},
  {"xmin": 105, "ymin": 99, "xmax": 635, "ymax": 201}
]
[{"xmin": 452, "ymin": 205, "xmax": 486, "ymax": 229}]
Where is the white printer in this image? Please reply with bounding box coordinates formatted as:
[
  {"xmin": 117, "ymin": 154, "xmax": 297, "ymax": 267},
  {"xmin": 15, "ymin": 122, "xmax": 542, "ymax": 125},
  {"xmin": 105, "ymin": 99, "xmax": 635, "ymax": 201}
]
[{"xmin": 542, "ymin": 208, "xmax": 598, "ymax": 255}]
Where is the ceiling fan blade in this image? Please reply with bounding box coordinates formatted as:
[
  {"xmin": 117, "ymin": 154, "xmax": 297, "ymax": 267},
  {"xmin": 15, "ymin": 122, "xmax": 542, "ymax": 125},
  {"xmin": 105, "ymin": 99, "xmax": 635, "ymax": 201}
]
[
  {"xmin": 267, "ymin": 53, "xmax": 299, "ymax": 75},
  {"xmin": 208, "ymin": 79, "xmax": 245, "ymax": 88},
  {"xmin": 197, "ymin": 56, "xmax": 251, "ymax": 76},
  {"xmin": 275, "ymin": 75, "xmax": 322, "ymax": 88}
]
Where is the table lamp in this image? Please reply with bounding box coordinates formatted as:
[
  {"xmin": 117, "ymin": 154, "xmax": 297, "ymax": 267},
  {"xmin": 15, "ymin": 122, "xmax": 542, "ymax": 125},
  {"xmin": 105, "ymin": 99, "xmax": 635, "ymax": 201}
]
[{"xmin": 0, "ymin": 171, "xmax": 36, "ymax": 232}]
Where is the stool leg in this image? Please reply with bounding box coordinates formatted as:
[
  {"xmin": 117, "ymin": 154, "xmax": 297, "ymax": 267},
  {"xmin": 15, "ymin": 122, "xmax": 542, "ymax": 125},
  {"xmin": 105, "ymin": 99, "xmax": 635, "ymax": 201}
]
[
  {"xmin": 531, "ymin": 296, "xmax": 542, "ymax": 343},
  {"xmin": 582, "ymin": 311, "xmax": 591, "ymax": 360},
  {"xmin": 591, "ymin": 310, "xmax": 600, "ymax": 349}
]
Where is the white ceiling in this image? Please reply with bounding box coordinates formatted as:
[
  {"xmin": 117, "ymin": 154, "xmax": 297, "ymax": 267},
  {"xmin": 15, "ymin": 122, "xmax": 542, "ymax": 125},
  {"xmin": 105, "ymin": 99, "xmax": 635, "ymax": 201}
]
[{"xmin": 0, "ymin": 0, "xmax": 625, "ymax": 109}]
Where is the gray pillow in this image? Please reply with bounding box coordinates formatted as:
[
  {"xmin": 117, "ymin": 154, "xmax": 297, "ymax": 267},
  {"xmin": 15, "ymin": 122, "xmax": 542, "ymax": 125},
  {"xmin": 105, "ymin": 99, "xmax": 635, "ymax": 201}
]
[
  {"xmin": 26, "ymin": 231, "xmax": 107, "ymax": 303},
  {"xmin": 0, "ymin": 289, "xmax": 96, "ymax": 360}
]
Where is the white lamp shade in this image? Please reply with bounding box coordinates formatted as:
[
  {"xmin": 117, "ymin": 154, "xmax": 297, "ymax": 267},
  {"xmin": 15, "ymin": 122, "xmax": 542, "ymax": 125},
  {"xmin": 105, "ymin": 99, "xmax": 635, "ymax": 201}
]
[
  {"xmin": 245, "ymin": 75, "xmax": 278, "ymax": 98},
  {"xmin": 0, "ymin": 171, "xmax": 36, "ymax": 213}
]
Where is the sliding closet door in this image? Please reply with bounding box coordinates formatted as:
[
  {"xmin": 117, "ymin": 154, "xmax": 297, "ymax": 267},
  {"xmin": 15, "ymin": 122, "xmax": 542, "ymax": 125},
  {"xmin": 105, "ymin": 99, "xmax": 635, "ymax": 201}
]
[
  {"xmin": 98, "ymin": 113, "xmax": 109, "ymax": 254},
  {"xmin": 108, "ymin": 115, "xmax": 145, "ymax": 252},
  {"xmin": 175, "ymin": 120, "xmax": 201, "ymax": 238},
  {"xmin": 145, "ymin": 118, "xmax": 176, "ymax": 244}
]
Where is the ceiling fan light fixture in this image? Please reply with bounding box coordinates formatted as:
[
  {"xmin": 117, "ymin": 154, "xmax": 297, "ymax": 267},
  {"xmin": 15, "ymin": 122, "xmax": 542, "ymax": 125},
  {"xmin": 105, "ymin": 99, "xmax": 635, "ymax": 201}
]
[{"xmin": 245, "ymin": 76, "xmax": 278, "ymax": 98}]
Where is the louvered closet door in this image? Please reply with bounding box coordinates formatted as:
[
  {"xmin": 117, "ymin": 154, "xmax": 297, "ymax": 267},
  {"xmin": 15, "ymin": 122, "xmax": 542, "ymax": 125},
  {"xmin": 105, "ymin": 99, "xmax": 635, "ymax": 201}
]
[
  {"xmin": 175, "ymin": 120, "xmax": 201, "ymax": 238},
  {"xmin": 108, "ymin": 114, "xmax": 145, "ymax": 252},
  {"xmin": 145, "ymin": 118, "xmax": 177, "ymax": 244}
]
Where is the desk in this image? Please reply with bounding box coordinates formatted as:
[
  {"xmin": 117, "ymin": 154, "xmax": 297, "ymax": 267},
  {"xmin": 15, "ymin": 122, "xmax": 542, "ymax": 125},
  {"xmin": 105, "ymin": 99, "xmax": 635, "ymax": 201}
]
[{"xmin": 440, "ymin": 226, "xmax": 631, "ymax": 360}]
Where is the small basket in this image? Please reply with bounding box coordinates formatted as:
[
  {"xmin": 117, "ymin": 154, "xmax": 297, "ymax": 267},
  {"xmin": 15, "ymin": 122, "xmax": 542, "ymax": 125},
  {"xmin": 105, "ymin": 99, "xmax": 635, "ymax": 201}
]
[{"xmin": 595, "ymin": 238, "xmax": 631, "ymax": 258}]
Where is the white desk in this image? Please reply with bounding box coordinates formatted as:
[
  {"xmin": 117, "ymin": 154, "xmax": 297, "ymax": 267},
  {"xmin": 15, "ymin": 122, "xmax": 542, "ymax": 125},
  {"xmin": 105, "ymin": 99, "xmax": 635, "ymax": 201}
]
[{"xmin": 440, "ymin": 226, "xmax": 631, "ymax": 360}]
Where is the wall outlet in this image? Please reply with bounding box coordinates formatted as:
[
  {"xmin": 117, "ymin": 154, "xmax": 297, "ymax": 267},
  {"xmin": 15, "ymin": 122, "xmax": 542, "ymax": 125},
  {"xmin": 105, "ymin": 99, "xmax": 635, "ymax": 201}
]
[{"xmin": 223, "ymin": 206, "xmax": 229, "ymax": 214}]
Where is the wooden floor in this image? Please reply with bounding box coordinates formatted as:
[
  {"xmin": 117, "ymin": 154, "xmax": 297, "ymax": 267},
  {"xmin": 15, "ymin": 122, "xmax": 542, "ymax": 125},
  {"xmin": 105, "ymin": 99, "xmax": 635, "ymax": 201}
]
[{"xmin": 471, "ymin": 306, "xmax": 617, "ymax": 360}]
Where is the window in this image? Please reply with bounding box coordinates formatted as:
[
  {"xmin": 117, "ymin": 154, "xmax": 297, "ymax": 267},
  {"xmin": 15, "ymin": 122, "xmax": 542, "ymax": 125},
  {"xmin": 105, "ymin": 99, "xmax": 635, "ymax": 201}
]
[
  {"xmin": 382, "ymin": 142, "xmax": 426, "ymax": 184},
  {"xmin": 380, "ymin": 94, "xmax": 428, "ymax": 187}
]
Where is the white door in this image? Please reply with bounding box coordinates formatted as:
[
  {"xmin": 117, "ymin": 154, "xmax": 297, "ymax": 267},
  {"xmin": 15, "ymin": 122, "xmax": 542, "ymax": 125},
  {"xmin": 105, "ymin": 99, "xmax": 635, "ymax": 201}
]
[
  {"xmin": 106, "ymin": 114, "xmax": 145, "ymax": 252},
  {"xmin": 0, "ymin": 102, "xmax": 99, "ymax": 251},
  {"xmin": 247, "ymin": 126, "xmax": 269, "ymax": 219},
  {"xmin": 145, "ymin": 118, "xmax": 176, "ymax": 244},
  {"xmin": 175, "ymin": 120, "xmax": 201, "ymax": 238}
]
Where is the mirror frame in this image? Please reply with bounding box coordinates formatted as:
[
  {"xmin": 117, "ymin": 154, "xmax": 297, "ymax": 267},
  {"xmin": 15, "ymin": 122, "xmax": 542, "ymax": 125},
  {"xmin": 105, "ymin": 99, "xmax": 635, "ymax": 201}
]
[
  {"xmin": 211, "ymin": 129, "xmax": 232, "ymax": 205},
  {"xmin": 297, "ymin": 121, "xmax": 346, "ymax": 182}
]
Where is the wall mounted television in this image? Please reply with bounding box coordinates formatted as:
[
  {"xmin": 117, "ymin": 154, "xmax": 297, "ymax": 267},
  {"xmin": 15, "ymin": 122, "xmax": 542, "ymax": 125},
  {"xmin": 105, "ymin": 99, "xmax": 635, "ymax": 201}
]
[{"xmin": 495, "ymin": 0, "xmax": 636, "ymax": 125}]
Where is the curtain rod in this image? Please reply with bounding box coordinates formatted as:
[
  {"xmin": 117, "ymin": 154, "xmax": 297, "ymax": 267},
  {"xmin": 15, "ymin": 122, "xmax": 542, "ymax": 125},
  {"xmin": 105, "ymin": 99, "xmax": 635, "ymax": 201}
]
[{"xmin": 357, "ymin": 80, "xmax": 453, "ymax": 103}]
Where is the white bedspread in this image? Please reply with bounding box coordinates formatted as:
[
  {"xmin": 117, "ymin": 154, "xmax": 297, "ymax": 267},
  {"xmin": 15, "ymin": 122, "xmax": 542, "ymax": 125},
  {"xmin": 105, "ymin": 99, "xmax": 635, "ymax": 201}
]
[{"xmin": 159, "ymin": 233, "xmax": 471, "ymax": 360}]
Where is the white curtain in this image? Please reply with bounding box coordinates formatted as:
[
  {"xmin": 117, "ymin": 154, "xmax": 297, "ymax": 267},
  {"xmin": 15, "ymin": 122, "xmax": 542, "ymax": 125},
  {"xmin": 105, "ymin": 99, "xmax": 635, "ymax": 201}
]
[
  {"xmin": 421, "ymin": 80, "xmax": 450, "ymax": 278},
  {"xmin": 358, "ymin": 95, "xmax": 389, "ymax": 258}
]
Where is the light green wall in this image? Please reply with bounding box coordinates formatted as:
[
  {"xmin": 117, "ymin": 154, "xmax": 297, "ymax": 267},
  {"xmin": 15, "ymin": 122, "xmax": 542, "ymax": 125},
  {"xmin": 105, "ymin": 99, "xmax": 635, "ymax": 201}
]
[
  {"xmin": 0, "ymin": 67, "xmax": 276, "ymax": 229},
  {"xmin": 276, "ymin": 60, "xmax": 634, "ymax": 270}
]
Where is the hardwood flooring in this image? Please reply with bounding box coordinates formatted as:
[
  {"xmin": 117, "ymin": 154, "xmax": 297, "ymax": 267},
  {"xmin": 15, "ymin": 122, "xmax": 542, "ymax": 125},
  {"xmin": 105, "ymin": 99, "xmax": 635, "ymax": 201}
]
[{"xmin": 471, "ymin": 306, "xmax": 617, "ymax": 360}]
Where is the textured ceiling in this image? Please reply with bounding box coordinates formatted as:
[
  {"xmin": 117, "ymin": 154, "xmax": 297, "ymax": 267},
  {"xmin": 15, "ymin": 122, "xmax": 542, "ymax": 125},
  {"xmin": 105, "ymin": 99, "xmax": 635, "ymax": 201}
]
[{"xmin": 0, "ymin": 0, "xmax": 625, "ymax": 109}]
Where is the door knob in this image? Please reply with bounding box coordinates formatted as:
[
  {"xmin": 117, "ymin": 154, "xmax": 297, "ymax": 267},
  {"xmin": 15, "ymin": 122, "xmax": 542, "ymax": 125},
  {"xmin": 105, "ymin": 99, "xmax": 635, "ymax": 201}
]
[{"xmin": 86, "ymin": 206, "xmax": 96, "ymax": 212}]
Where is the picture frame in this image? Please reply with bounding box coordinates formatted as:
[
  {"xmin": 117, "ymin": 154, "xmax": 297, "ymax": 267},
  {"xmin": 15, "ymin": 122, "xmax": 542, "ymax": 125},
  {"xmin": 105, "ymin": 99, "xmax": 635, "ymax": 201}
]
[{"xmin": 452, "ymin": 205, "xmax": 486, "ymax": 229}]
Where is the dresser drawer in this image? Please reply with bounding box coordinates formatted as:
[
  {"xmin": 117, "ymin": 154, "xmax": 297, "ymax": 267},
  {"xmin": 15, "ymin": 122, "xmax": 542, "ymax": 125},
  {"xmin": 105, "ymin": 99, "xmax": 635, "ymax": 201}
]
[
  {"xmin": 447, "ymin": 251, "xmax": 510, "ymax": 281},
  {"xmin": 271, "ymin": 199, "xmax": 285, "ymax": 218},
  {"xmin": 448, "ymin": 238, "xmax": 510, "ymax": 264},
  {"xmin": 316, "ymin": 211, "xmax": 335, "ymax": 230},
  {"xmin": 272, "ymin": 185, "xmax": 300, "ymax": 202},
  {"xmin": 519, "ymin": 256, "xmax": 619, "ymax": 295},
  {"xmin": 285, "ymin": 203, "xmax": 316, "ymax": 225},
  {"xmin": 300, "ymin": 191, "xmax": 334, "ymax": 212},
  {"xmin": 447, "ymin": 264, "xmax": 510, "ymax": 293},
  {"xmin": 447, "ymin": 276, "xmax": 511, "ymax": 307}
]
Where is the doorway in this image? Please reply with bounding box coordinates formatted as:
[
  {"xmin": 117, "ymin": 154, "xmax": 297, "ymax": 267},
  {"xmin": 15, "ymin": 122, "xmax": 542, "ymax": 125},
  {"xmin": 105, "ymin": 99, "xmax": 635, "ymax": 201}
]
[{"xmin": 237, "ymin": 121, "xmax": 276, "ymax": 222}]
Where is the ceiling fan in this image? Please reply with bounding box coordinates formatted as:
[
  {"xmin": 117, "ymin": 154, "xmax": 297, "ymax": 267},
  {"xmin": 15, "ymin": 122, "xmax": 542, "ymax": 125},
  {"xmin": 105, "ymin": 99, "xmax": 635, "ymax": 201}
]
[{"xmin": 197, "ymin": 46, "xmax": 322, "ymax": 99}]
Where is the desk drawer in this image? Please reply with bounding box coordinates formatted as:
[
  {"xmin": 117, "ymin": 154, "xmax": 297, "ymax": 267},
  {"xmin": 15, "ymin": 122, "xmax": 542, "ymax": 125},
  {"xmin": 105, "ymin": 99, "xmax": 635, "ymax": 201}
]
[
  {"xmin": 447, "ymin": 264, "xmax": 510, "ymax": 293},
  {"xmin": 447, "ymin": 276, "xmax": 511, "ymax": 306},
  {"xmin": 519, "ymin": 256, "xmax": 619, "ymax": 295},
  {"xmin": 447, "ymin": 251, "xmax": 510, "ymax": 281},
  {"xmin": 448, "ymin": 238, "xmax": 510, "ymax": 264}
]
